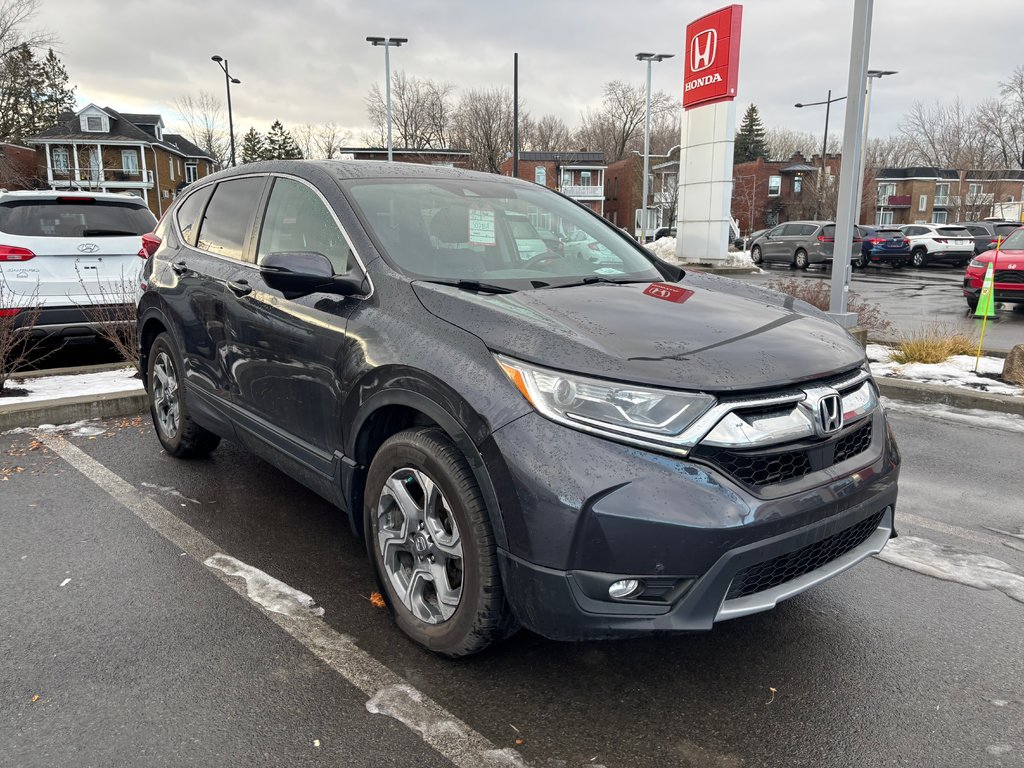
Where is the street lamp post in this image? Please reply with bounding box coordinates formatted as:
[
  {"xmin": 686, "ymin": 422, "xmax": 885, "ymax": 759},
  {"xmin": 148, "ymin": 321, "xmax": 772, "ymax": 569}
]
[
  {"xmin": 635, "ymin": 52, "xmax": 674, "ymax": 243},
  {"xmin": 855, "ymin": 69, "xmax": 898, "ymax": 224},
  {"xmin": 211, "ymin": 55, "xmax": 240, "ymax": 167},
  {"xmin": 366, "ymin": 36, "xmax": 409, "ymax": 162},
  {"xmin": 795, "ymin": 91, "xmax": 847, "ymax": 218}
]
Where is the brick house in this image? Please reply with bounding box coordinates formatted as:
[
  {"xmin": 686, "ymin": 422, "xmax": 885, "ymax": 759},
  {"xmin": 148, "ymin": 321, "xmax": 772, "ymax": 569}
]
[
  {"xmin": 25, "ymin": 104, "xmax": 216, "ymax": 218},
  {"xmin": 499, "ymin": 151, "xmax": 606, "ymax": 217},
  {"xmin": 604, "ymin": 149, "xmax": 679, "ymax": 236},
  {"xmin": 873, "ymin": 168, "xmax": 1024, "ymax": 225},
  {"xmin": 340, "ymin": 147, "xmax": 473, "ymax": 168},
  {"xmin": 0, "ymin": 143, "xmax": 36, "ymax": 189}
]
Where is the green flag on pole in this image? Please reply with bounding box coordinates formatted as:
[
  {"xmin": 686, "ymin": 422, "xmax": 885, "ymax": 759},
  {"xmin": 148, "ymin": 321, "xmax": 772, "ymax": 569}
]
[{"xmin": 974, "ymin": 261, "xmax": 996, "ymax": 318}]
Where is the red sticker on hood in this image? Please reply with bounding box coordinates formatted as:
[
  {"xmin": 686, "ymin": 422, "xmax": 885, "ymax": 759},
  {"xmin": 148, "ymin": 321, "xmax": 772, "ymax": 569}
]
[{"xmin": 643, "ymin": 283, "xmax": 694, "ymax": 303}]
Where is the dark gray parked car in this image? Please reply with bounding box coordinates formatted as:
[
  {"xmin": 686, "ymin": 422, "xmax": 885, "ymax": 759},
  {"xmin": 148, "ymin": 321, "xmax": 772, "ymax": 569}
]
[
  {"xmin": 137, "ymin": 161, "xmax": 900, "ymax": 656},
  {"xmin": 953, "ymin": 220, "xmax": 1022, "ymax": 255},
  {"xmin": 750, "ymin": 220, "xmax": 860, "ymax": 269}
]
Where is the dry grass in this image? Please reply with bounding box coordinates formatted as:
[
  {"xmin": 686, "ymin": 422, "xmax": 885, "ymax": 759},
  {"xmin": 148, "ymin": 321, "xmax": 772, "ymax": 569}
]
[
  {"xmin": 889, "ymin": 326, "xmax": 978, "ymax": 365},
  {"xmin": 764, "ymin": 277, "xmax": 893, "ymax": 336}
]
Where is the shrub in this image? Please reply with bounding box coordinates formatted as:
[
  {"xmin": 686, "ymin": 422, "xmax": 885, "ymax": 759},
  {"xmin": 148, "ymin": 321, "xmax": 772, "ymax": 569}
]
[
  {"xmin": 764, "ymin": 277, "xmax": 893, "ymax": 336},
  {"xmin": 75, "ymin": 266, "xmax": 140, "ymax": 373},
  {"xmin": 889, "ymin": 325, "xmax": 978, "ymax": 365},
  {"xmin": 0, "ymin": 274, "xmax": 48, "ymax": 395}
]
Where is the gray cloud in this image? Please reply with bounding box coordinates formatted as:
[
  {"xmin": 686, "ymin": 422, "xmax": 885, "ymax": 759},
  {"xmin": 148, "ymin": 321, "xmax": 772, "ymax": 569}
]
[{"xmin": 36, "ymin": 0, "xmax": 1022, "ymax": 147}]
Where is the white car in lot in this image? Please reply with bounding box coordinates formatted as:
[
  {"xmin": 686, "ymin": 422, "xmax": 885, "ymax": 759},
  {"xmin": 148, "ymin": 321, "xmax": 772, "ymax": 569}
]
[
  {"xmin": 899, "ymin": 223, "xmax": 975, "ymax": 268},
  {"xmin": 0, "ymin": 190, "xmax": 157, "ymax": 339}
]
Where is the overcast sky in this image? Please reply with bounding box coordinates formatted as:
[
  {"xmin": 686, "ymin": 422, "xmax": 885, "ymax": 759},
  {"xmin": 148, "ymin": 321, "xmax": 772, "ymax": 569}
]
[{"xmin": 34, "ymin": 0, "xmax": 1022, "ymax": 147}]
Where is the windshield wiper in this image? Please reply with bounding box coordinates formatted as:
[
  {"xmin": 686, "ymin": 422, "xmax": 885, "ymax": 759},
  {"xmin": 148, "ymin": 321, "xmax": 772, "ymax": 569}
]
[
  {"xmin": 543, "ymin": 276, "xmax": 641, "ymax": 289},
  {"xmin": 424, "ymin": 279, "xmax": 518, "ymax": 294}
]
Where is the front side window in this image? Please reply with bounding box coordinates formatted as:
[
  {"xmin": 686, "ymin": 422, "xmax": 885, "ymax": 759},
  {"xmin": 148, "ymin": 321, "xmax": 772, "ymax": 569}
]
[
  {"xmin": 195, "ymin": 176, "xmax": 265, "ymax": 260},
  {"xmin": 257, "ymin": 177, "xmax": 351, "ymax": 274},
  {"xmin": 1001, "ymin": 228, "xmax": 1024, "ymax": 250},
  {"xmin": 768, "ymin": 176, "xmax": 781, "ymax": 196},
  {"xmin": 344, "ymin": 178, "xmax": 662, "ymax": 289}
]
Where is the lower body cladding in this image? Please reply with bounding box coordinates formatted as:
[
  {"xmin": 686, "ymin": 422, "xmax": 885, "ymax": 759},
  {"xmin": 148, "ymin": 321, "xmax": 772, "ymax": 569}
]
[{"xmin": 487, "ymin": 409, "xmax": 899, "ymax": 641}]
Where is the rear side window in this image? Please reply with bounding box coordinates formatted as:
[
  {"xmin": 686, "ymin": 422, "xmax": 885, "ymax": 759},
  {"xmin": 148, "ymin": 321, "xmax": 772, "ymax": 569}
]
[
  {"xmin": 0, "ymin": 198, "xmax": 156, "ymax": 237},
  {"xmin": 821, "ymin": 225, "xmax": 836, "ymax": 239},
  {"xmin": 798, "ymin": 224, "xmax": 817, "ymax": 236},
  {"xmin": 174, "ymin": 185, "xmax": 214, "ymax": 247},
  {"xmin": 195, "ymin": 177, "xmax": 266, "ymax": 260}
]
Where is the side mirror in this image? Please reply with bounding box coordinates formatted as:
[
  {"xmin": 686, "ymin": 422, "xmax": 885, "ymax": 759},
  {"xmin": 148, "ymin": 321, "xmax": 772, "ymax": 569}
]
[{"xmin": 259, "ymin": 251, "xmax": 364, "ymax": 297}]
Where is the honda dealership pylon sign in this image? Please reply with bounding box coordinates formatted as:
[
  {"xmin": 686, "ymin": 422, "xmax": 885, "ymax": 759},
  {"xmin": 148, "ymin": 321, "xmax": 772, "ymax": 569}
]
[
  {"xmin": 675, "ymin": 4, "xmax": 743, "ymax": 265},
  {"xmin": 683, "ymin": 5, "xmax": 742, "ymax": 108}
]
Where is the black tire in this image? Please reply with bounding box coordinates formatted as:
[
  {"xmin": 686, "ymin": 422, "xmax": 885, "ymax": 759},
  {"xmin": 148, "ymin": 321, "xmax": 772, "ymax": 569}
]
[
  {"xmin": 966, "ymin": 298, "xmax": 978, "ymax": 312},
  {"xmin": 794, "ymin": 249, "xmax": 810, "ymax": 270},
  {"xmin": 854, "ymin": 251, "xmax": 869, "ymax": 269},
  {"xmin": 911, "ymin": 248, "xmax": 928, "ymax": 268},
  {"xmin": 146, "ymin": 332, "xmax": 221, "ymax": 458},
  {"xmin": 364, "ymin": 427, "xmax": 517, "ymax": 657},
  {"xmin": 892, "ymin": 258, "xmax": 904, "ymax": 270},
  {"xmin": 751, "ymin": 245, "xmax": 763, "ymax": 265}
]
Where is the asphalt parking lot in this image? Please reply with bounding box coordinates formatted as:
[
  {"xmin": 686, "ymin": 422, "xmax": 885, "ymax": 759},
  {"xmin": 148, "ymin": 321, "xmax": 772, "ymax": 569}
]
[{"xmin": 2, "ymin": 404, "xmax": 1022, "ymax": 767}]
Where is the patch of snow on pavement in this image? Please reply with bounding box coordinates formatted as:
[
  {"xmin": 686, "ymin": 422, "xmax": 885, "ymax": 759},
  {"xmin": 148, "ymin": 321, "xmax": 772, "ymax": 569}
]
[
  {"xmin": 366, "ymin": 684, "xmax": 468, "ymax": 741},
  {"xmin": 140, "ymin": 482, "xmax": 201, "ymax": 505},
  {"xmin": 648, "ymin": 236, "xmax": 756, "ymax": 269},
  {"xmin": 2, "ymin": 368, "xmax": 142, "ymax": 404},
  {"xmin": 4, "ymin": 419, "xmax": 109, "ymax": 436},
  {"xmin": 204, "ymin": 553, "xmax": 325, "ymax": 618},
  {"xmin": 876, "ymin": 536, "xmax": 1024, "ymax": 605},
  {"xmin": 881, "ymin": 398, "xmax": 1024, "ymax": 434},
  {"xmin": 867, "ymin": 345, "xmax": 1021, "ymax": 396}
]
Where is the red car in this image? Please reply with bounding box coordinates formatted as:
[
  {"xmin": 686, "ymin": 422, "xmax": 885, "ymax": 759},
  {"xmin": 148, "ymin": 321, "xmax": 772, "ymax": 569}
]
[{"xmin": 963, "ymin": 225, "xmax": 1024, "ymax": 310}]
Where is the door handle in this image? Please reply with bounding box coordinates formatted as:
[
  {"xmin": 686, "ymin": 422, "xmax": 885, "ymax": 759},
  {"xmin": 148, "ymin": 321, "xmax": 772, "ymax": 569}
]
[
  {"xmin": 171, "ymin": 260, "xmax": 188, "ymax": 275},
  {"xmin": 227, "ymin": 279, "xmax": 252, "ymax": 297}
]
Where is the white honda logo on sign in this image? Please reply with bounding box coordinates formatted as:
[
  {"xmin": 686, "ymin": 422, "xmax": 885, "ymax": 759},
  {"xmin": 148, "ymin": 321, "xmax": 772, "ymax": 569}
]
[{"xmin": 690, "ymin": 28, "xmax": 717, "ymax": 72}]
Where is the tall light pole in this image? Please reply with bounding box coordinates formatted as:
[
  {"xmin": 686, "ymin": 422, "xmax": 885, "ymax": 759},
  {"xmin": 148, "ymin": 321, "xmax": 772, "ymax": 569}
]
[
  {"xmin": 636, "ymin": 52, "xmax": 674, "ymax": 242},
  {"xmin": 855, "ymin": 69, "xmax": 898, "ymax": 225},
  {"xmin": 211, "ymin": 55, "xmax": 240, "ymax": 167},
  {"xmin": 795, "ymin": 91, "xmax": 847, "ymax": 218},
  {"xmin": 366, "ymin": 36, "xmax": 408, "ymax": 162}
]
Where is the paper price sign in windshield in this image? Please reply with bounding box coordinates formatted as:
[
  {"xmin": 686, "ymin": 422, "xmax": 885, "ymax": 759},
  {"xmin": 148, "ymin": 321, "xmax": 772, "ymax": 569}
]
[{"xmin": 468, "ymin": 208, "xmax": 496, "ymax": 245}]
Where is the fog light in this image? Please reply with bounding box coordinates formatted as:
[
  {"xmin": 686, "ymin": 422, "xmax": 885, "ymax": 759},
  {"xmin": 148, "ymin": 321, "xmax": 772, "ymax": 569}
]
[{"xmin": 608, "ymin": 579, "xmax": 643, "ymax": 599}]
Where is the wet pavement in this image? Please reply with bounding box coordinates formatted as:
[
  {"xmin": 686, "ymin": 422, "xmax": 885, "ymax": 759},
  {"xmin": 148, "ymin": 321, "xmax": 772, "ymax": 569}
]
[
  {"xmin": 731, "ymin": 261, "xmax": 1024, "ymax": 353},
  {"xmin": 2, "ymin": 408, "xmax": 1022, "ymax": 767}
]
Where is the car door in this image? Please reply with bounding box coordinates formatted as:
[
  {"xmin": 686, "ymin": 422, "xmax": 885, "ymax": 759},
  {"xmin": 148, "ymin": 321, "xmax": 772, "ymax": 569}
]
[
  {"xmin": 163, "ymin": 176, "xmax": 267, "ymax": 411},
  {"xmin": 225, "ymin": 174, "xmax": 364, "ymax": 478},
  {"xmin": 763, "ymin": 224, "xmax": 787, "ymax": 261}
]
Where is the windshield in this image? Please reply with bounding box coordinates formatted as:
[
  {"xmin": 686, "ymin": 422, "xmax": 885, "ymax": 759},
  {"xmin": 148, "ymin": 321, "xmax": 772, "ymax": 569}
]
[
  {"xmin": 344, "ymin": 178, "xmax": 663, "ymax": 287},
  {"xmin": 0, "ymin": 199, "xmax": 156, "ymax": 237},
  {"xmin": 1001, "ymin": 228, "xmax": 1024, "ymax": 250}
]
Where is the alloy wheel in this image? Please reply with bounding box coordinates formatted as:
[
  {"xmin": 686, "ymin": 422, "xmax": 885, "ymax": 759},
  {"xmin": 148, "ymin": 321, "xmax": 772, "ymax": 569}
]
[
  {"xmin": 376, "ymin": 467, "xmax": 463, "ymax": 624},
  {"xmin": 151, "ymin": 351, "xmax": 180, "ymax": 439}
]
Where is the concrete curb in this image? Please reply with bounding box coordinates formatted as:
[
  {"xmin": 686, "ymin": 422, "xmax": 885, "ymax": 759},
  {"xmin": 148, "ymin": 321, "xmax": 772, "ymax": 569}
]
[
  {"xmin": 13, "ymin": 362, "xmax": 135, "ymax": 380},
  {"xmin": 875, "ymin": 377, "xmax": 1024, "ymax": 417},
  {"xmin": 0, "ymin": 390, "xmax": 148, "ymax": 432}
]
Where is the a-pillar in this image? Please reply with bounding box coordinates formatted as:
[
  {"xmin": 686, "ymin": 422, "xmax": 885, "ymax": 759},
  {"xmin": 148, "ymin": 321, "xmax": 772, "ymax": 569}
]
[{"xmin": 674, "ymin": 100, "xmax": 736, "ymax": 264}]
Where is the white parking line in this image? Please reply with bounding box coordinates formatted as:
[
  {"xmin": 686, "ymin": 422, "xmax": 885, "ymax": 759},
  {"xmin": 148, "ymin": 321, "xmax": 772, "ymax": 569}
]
[{"xmin": 38, "ymin": 433, "xmax": 530, "ymax": 768}]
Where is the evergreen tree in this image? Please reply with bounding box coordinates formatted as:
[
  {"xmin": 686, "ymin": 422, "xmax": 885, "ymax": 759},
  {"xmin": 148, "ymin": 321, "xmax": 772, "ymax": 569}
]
[
  {"xmin": 240, "ymin": 127, "xmax": 266, "ymax": 163},
  {"xmin": 734, "ymin": 104, "xmax": 768, "ymax": 163},
  {"xmin": 0, "ymin": 45, "xmax": 76, "ymax": 144},
  {"xmin": 36, "ymin": 49, "xmax": 76, "ymax": 129},
  {"xmin": 264, "ymin": 120, "xmax": 303, "ymax": 160}
]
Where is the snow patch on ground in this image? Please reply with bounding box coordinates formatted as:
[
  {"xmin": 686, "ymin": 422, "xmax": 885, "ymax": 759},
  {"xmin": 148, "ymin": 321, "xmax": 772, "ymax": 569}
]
[
  {"xmin": 204, "ymin": 553, "xmax": 325, "ymax": 618},
  {"xmin": 141, "ymin": 482, "xmax": 201, "ymax": 505},
  {"xmin": 1, "ymin": 367, "xmax": 142, "ymax": 403},
  {"xmin": 876, "ymin": 536, "xmax": 1024, "ymax": 605},
  {"xmin": 881, "ymin": 398, "xmax": 1024, "ymax": 434},
  {"xmin": 868, "ymin": 344, "xmax": 1021, "ymax": 396},
  {"xmin": 366, "ymin": 683, "xmax": 468, "ymax": 740},
  {"xmin": 648, "ymin": 236, "xmax": 756, "ymax": 268},
  {"xmin": 3, "ymin": 419, "xmax": 109, "ymax": 436}
]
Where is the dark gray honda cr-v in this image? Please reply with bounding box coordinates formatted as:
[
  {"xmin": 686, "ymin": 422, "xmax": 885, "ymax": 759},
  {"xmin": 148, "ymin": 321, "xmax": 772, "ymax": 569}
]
[{"xmin": 137, "ymin": 161, "xmax": 900, "ymax": 657}]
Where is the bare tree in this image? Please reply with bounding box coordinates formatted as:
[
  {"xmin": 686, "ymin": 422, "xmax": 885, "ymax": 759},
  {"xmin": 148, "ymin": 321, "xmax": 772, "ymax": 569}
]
[
  {"xmin": 452, "ymin": 87, "xmax": 517, "ymax": 173},
  {"xmin": 577, "ymin": 80, "xmax": 674, "ymax": 162},
  {"xmin": 898, "ymin": 98, "xmax": 997, "ymax": 170},
  {"xmin": 763, "ymin": 127, "xmax": 836, "ymax": 162},
  {"xmin": 292, "ymin": 122, "xmax": 316, "ymax": 160},
  {"xmin": 0, "ymin": 0, "xmax": 52, "ymax": 62},
  {"xmin": 0, "ymin": 272, "xmax": 46, "ymax": 395},
  {"xmin": 523, "ymin": 113, "xmax": 574, "ymax": 152},
  {"xmin": 365, "ymin": 71, "xmax": 457, "ymax": 149},
  {"xmin": 173, "ymin": 91, "xmax": 228, "ymax": 169},
  {"xmin": 315, "ymin": 122, "xmax": 348, "ymax": 159}
]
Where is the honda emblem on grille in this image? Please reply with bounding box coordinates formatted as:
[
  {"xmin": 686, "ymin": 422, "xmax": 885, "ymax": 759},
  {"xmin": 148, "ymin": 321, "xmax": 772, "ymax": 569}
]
[{"xmin": 815, "ymin": 393, "xmax": 844, "ymax": 436}]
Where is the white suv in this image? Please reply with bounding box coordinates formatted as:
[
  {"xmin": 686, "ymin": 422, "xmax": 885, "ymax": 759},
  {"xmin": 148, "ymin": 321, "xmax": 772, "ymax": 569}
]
[
  {"xmin": 0, "ymin": 190, "xmax": 157, "ymax": 339},
  {"xmin": 900, "ymin": 223, "xmax": 975, "ymax": 268}
]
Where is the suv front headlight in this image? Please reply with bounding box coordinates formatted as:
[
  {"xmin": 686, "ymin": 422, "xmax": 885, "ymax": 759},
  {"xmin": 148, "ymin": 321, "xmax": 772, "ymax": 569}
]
[{"xmin": 496, "ymin": 354, "xmax": 715, "ymax": 452}]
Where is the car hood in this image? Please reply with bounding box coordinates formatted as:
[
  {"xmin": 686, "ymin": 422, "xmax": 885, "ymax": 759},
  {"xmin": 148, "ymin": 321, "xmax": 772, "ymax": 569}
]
[
  {"xmin": 412, "ymin": 273, "xmax": 865, "ymax": 393},
  {"xmin": 976, "ymin": 248, "xmax": 1024, "ymax": 268}
]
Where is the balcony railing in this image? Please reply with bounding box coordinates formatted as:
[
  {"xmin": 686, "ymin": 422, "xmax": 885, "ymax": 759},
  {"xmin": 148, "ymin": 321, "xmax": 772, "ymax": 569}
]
[
  {"xmin": 49, "ymin": 167, "xmax": 154, "ymax": 185},
  {"xmin": 877, "ymin": 194, "xmax": 911, "ymax": 208},
  {"xmin": 933, "ymin": 195, "xmax": 950, "ymax": 207},
  {"xmin": 560, "ymin": 185, "xmax": 604, "ymax": 198}
]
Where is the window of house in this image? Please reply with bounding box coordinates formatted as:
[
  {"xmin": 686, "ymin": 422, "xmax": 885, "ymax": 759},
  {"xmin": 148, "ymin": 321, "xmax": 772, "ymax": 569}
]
[
  {"xmin": 195, "ymin": 176, "xmax": 265, "ymax": 260},
  {"xmin": 122, "ymin": 150, "xmax": 139, "ymax": 175},
  {"xmin": 934, "ymin": 182, "xmax": 949, "ymax": 203},
  {"xmin": 768, "ymin": 176, "xmax": 781, "ymax": 196},
  {"xmin": 257, "ymin": 177, "xmax": 352, "ymax": 274},
  {"xmin": 793, "ymin": 176, "xmax": 802, "ymax": 194},
  {"xmin": 918, "ymin": 194, "xmax": 927, "ymax": 212},
  {"xmin": 932, "ymin": 210, "xmax": 948, "ymax": 224},
  {"xmin": 968, "ymin": 183, "xmax": 983, "ymax": 197},
  {"xmin": 581, "ymin": 171, "xmax": 591, "ymax": 187},
  {"xmin": 877, "ymin": 182, "xmax": 896, "ymax": 203},
  {"xmin": 534, "ymin": 166, "xmax": 546, "ymax": 186},
  {"xmin": 84, "ymin": 115, "xmax": 105, "ymax": 132},
  {"xmin": 878, "ymin": 210, "xmax": 894, "ymax": 225},
  {"xmin": 185, "ymin": 162, "xmax": 198, "ymax": 183},
  {"xmin": 168, "ymin": 157, "xmax": 175, "ymax": 180},
  {"xmin": 174, "ymin": 184, "xmax": 214, "ymax": 247},
  {"xmin": 52, "ymin": 148, "xmax": 69, "ymax": 173}
]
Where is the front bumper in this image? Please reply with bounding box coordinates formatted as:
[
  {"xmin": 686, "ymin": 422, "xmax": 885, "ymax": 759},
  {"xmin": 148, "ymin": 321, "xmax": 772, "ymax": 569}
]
[
  {"xmin": 963, "ymin": 280, "xmax": 1024, "ymax": 305},
  {"xmin": 487, "ymin": 408, "xmax": 900, "ymax": 640}
]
